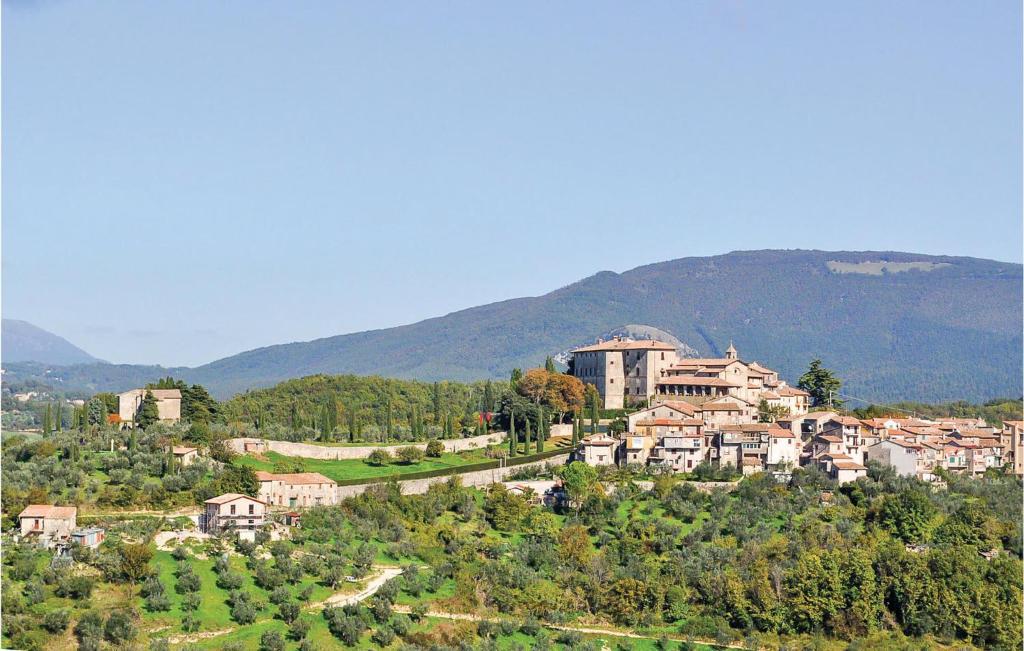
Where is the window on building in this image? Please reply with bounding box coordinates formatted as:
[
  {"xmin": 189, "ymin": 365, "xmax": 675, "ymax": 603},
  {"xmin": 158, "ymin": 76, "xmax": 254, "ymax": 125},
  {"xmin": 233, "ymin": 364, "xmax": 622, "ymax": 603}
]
[
  {"xmin": 230, "ymin": 504, "xmax": 236, "ymax": 515},
  {"xmin": 248, "ymin": 504, "xmax": 254, "ymax": 515}
]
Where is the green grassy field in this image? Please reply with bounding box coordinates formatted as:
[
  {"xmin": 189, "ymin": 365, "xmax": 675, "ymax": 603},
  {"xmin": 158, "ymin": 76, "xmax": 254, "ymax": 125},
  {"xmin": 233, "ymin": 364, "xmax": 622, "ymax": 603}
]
[{"xmin": 234, "ymin": 437, "xmax": 573, "ymax": 484}]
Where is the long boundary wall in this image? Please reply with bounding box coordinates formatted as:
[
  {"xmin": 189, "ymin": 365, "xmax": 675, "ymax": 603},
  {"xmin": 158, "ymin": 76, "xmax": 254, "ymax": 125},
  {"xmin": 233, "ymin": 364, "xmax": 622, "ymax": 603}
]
[
  {"xmin": 334, "ymin": 454, "xmax": 570, "ymax": 500},
  {"xmin": 227, "ymin": 432, "xmax": 505, "ymax": 460}
]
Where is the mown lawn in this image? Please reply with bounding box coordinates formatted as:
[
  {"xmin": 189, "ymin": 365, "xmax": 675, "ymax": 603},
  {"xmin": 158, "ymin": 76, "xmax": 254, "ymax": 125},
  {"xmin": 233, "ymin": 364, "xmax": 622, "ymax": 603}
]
[{"xmin": 234, "ymin": 438, "xmax": 572, "ymax": 484}]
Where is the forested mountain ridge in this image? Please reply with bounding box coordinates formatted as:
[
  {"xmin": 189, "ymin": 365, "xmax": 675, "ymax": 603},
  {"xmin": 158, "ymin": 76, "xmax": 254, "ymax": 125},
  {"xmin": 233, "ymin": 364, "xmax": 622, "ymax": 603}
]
[{"xmin": 3, "ymin": 250, "xmax": 1020, "ymax": 403}]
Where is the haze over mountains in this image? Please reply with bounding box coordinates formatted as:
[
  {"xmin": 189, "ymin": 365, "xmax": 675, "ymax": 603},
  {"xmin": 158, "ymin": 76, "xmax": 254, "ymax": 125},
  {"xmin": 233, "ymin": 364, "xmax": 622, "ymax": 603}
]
[
  {"xmin": 3, "ymin": 250, "xmax": 1021, "ymax": 404},
  {"xmin": 1, "ymin": 319, "xmax": 102, "ymax": 365}
]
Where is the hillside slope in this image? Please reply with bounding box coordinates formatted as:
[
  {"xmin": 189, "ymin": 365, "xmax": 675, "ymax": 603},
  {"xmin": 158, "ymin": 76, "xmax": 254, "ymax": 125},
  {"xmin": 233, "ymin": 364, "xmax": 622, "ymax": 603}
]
[
  {"xmin": 4, "ymin": 250, "xmax": 1020, "ymax": 403},
  {"xmin": 188, "ymin": 249, "xmax": 1021, "ymax": 402},
  {"xmin": 1, "ymin": 319, "xmax": 101, "ymax": 365}
]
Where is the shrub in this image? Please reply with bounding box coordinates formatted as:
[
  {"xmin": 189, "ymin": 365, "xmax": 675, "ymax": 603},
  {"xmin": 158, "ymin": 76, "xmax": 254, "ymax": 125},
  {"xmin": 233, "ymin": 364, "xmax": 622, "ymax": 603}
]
[
  {"xmin": 42, "ymin": 609, "xmax": 71, "ymax": 633},
  {"xmin": 425, "ymin": 439, "xmax": 445, "ymax": 457},
  {"xmin": 290, "ymin": 617, "xmax": 311, "ymax": 640},
  {"xmin": 279, "ymin": 602, "xmax": 300, "ymax": 624},
  {"xmin": 367, "ymin": 449, "xmax": 392, "ymax": 466},
  {"xmin": 175, "ymin": 572, "xmax": 201, "ymax": 593},
  {"xmin": 260, "ymin": 630, "xmax": 285, "ymax": 651},
  {"xmin": 390, "ymin": 613, "xmax": 412, "ymax": 636},
  {"xmin": 181, "ymin": 592, "xmax": 201, "ymax": 612},
  {"xmin": 397, "ymin": 446, "xmax": 425, "ymax": 464},
  {"xmin": 146, "ymin": 593, "xmax": 172, "ymax": 612},
  {"xmin": 372, "ymin": 625, "xmax": 396, "ymax": 646},
  {"xmin": 56, "ymin": 575, "xmax": 95, "ymax": 599},
  {"xmin": 104, "ymin": 610, "xmax": 138, "ymax": 644},
  {"xmin": 217, "ymin": 571, "xmax": 245, "ymax": 590},
  {"xmin": 270, "ymin": 586, "xmax": 291, "ymax": 605}
]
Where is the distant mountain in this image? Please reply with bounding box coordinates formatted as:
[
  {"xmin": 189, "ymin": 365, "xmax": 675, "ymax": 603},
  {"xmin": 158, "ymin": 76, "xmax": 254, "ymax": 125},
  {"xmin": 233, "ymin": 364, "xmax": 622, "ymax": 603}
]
[
  {"xmin": 1, "ymin": 319, "xmax": 101, "ymax": 365},
  {"xmin": 3, "ymin": 251, "xmax": 1021, "ymax": 403}
]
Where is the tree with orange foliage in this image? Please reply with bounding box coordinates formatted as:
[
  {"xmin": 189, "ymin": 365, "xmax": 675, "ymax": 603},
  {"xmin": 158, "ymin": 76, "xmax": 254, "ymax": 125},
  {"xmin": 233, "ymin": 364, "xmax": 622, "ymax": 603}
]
[{"xmin": 516, "ymin": 368, "xmax": 584, "ymax": 424}]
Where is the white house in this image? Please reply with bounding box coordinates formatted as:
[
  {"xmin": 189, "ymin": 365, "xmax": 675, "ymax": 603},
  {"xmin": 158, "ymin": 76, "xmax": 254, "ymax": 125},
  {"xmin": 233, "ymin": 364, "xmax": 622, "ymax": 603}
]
[{"xmin": 202, "ymin": 494, "xmax": 267, "ymax": 533}]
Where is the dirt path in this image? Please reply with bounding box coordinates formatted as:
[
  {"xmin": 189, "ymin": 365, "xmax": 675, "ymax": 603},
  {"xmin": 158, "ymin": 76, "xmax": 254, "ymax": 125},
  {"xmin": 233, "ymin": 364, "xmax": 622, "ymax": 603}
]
[
  {"xmin": 166, "ymin": 628, "xmax": 235, "ymax": 644},
  {"xmin": 309, "ymin": 566, "xmax": 404, "ymax": 609},
  {"xmin": 390, "ymin": 606, "xmax": 749, "ymax": 649}
]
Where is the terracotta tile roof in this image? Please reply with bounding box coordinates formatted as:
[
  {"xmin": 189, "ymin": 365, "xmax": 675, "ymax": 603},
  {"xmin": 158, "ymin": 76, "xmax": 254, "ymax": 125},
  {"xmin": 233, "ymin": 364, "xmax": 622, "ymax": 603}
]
[
  {"xmin": 653, "ymin": 401, "xmax": 697, "ymax": 416},
  {"xmin": 760, "ymin": 391, "xmax": 781, "ymax": 400},
  {"xmin": 832, "ymin": 460, "xmax": 867, "ymax": 470},
  {"xmin": 671, "ymin": 358, "xmax": 737, "ymax": 368},
  {"xmin": 582, "ymin": 436, "xmax": 618, "ymax": 447},
  {"xmin": 18, "ymin": 505, "xmax": 77, "ymax": 519},
  {"xmin": 828, "ymin": 416, "xmax": 863, "ymax": 427},
  {"xmin": 1003, "ymin": 420, "xmax": 1024, "ymax": 428},
  {"xmin": 253, "ymin": 472, "xmax": 336, "ymax": 485},
  {"xmin": 573, "ymin": 339, "xmax": 676, "ymax": 352},
  {"xmin": 769, "ymin": 426, "xmax": 795, "ymax": 439},
  {"xmin": 775, "ymin": 386, "xmax": 809, "ymax": 397},
  {"xmin": 816, "ymin": 434, "xmax": 843, "ymax": 443},
  {"xmin": 204, "ymin": 493, "xmax": 266, "ymax": 505},
  {"xmin": 657, "ymin": 376, "xmax": 741, "ymax": 387}
]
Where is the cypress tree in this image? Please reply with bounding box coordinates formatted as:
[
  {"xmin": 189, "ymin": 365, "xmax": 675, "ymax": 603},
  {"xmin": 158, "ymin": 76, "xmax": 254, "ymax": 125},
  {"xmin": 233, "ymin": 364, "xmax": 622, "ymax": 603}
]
[
  {"xmin": 432, "ymin": 382, "xmax": 442, "ymax": 420},
  {"xmin": 385, "ymin": 398, "xmax": 393, "ymax": 443},
  {"xmin": 589, "ymin": 393, "xmax": 599, "ymax": 436},
  {"xmin": 55, "ymin": 402, "xmax": 63, "ymax": 432},
  {"xmin": 545, "ymin": 356, "xmax": 557, "ymax": 373},
  {"xmin": 524, "ymin": 418, "xmax": 531, "ymax": 456},
  {"xmin": 43, "ymin": 404, "xmax": 52, "ymax": 433},
  {"xmin": 508, "ymin": 409, "xmax": 516, "ymax": 457},
  {"xmin": 572, "ymin": 411, "xmax": 580, "ymax": 447},
  {"xmin": 537, "ymin": 407, "xmax": 545, "ymax": 453}
]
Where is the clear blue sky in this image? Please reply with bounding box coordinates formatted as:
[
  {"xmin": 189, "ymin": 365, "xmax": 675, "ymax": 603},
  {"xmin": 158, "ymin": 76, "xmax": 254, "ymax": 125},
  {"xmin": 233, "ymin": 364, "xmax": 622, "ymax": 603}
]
[{"xmin": 3, "ymin": 1, "xmax": 1021, "ymax": 366}]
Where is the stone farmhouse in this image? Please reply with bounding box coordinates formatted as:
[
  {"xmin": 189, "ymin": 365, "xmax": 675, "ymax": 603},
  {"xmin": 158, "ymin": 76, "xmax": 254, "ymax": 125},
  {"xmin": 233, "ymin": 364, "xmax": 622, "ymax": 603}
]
[
  {"xmin": 18, "ymin": 505, "xmax": 77, "ymax": 548},
  {"xmin": 254, "ymin": 472, "xmax": 339, "ymax": 508},
  {"xmin": 117, "ymin": 388, "xmax": 182, "ymax": 426}
]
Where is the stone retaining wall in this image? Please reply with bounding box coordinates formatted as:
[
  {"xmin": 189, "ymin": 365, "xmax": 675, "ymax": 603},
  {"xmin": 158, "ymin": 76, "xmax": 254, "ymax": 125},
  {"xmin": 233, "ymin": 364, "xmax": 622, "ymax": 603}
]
[
  {"xmin": 227, "ymin": 432, "xmax": 505, "ymax": 460},
  {"xmin": 335, "ymin": 454, "xmax": 570, "ymax": 499}
]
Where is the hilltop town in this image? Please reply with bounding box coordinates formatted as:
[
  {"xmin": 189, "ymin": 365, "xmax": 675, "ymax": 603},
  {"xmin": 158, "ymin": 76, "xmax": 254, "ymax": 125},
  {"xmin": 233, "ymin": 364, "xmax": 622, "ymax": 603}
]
[
  {"xmin": 1, "ymin": 338, "xmax": 1022, "ymax": 651},
  {"xmin": 571, "ymin": 338, "xmax": 1023, "ymax": 485}
]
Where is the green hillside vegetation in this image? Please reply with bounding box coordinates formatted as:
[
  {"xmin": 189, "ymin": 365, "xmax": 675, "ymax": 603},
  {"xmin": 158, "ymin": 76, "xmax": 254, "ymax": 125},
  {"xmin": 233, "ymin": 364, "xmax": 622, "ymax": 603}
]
[
  {"xmin": 220, "ymin": 375, "xmax": 511, "ymax": 443},
  {"xmin": 3, "ymin": 251, "xmax": 1020, "ymax": 403},
  {"xmin": 2, "ymin": 466, "xmax": 1020, "ymax": 650}
]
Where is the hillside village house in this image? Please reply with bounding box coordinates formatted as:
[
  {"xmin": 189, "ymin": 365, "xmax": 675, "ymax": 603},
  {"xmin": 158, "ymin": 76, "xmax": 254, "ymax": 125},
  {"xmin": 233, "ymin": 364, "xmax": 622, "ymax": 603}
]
[
  {"xmin": 171, "ymin": 446, "xmax": 199, "ymax": 467},
  {"xmin": 866, "ymin": 439, "xmax": 939, "ymax": 481},
  {"xmin": 1004, "ymin": 421, "xmax": 1024, "ymax": 474},
  {"xmin": 580, "ymin": 434, "xmax": 618, "ymax": 466},
  {"xmin": 254, "ymin": 472, "xmax": 339, "ymax": 508},
  {"xmin": 202, "ymin": 494, "xmax": 266, "ymax": 533},
  {"xmin": 18, "ymin": 505, "xmax": 77, "ymax": 547},
  {"xmin": 117, "ymin": 388, "xmax": 181, "ymax": 426},
  {"xmin": 571, "ymin": 338, "xmax": 678, "ymax": 409}
]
